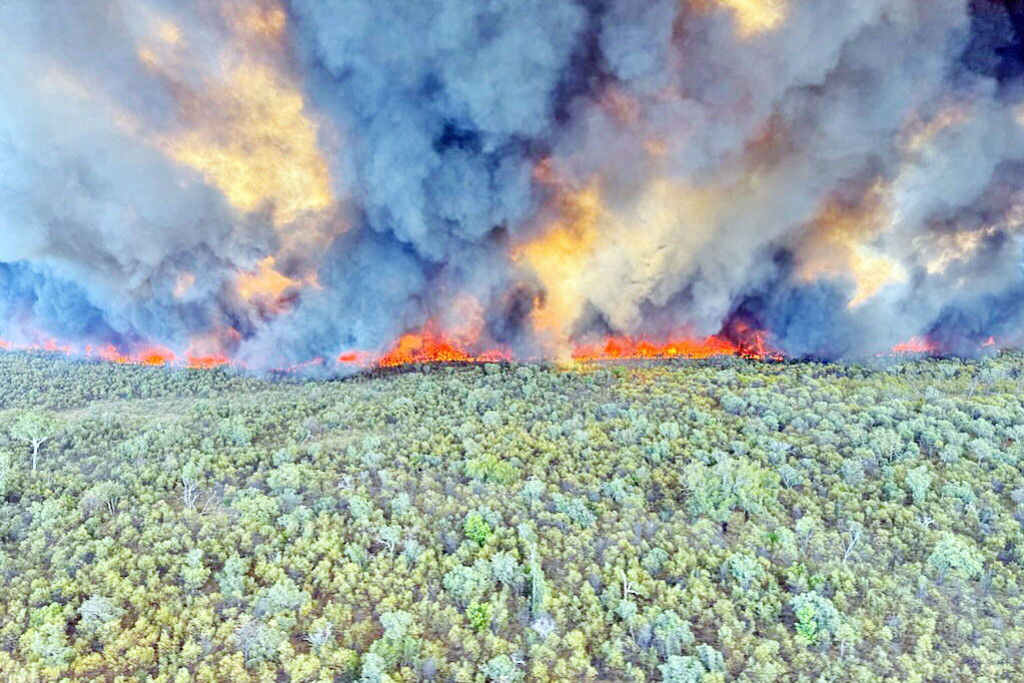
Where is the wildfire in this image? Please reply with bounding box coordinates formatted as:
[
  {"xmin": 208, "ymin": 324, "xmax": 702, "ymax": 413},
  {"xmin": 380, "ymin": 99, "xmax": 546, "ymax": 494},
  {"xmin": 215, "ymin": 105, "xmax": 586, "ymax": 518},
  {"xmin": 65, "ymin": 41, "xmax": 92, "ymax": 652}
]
[
  {"xmin": 0, "ymin": 325, "xmax": 1010, "ymax": 371},
  {"xmin": 184, "ymin": 327, "xmax": 241, "ymax": 369},
  {"xmin": 42, "ymin": 339, "xmax": 73, "ymax": 354},
  {"xmin": 0, "ymin": 335, "xmax": 190, "ymax": 367},
  {"xmin": 892, "ymin": 336, "xmax": 939, "ymax": 354},
  {"xmin": 336, "ymin": 350, "xmax": 373, "ymax": 365},
  {"xmin": 571, "ymin": 335, "xmax": 741, "ymax": 361},
  {"xmin": 334, "ymin": 319, "xmax": 779, "ymax": 369},
  {"xmin": 339, "ymin": 326, "xmax": 512, "ymax": 368},
  {"xmin": 517, "ymin": 162, "xmax": 728, "ymax": 357},
  {"xmin": 92, "ymin": 344, "xmax": 176, "ymax": 366},
  {"xmin": 186, "ymin": 353, "xmax": 232, "ymax": 370},
  {"xmin": 138, "ymin": 347, "xmax": 177, "ymax": 366},
  {"xmin": 514, "ymin": 173, "xmax": 602, "ymax": 341}
]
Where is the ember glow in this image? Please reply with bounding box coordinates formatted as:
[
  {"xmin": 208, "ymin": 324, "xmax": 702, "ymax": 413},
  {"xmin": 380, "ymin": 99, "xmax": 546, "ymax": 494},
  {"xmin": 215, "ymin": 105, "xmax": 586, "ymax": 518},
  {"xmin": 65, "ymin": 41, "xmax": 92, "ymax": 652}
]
[{"xmin": 3, "ymin": 0, "xmax": 1024, "ymax": 371}]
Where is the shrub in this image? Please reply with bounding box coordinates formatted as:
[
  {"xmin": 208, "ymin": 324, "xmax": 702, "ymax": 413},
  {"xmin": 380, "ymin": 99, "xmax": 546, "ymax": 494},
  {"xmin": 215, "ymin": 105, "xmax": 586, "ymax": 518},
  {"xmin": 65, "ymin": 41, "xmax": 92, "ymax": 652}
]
[
  {"xmin": 78, "ymin": 596, "xmax": 124, "ymax": 634},
  {"xmin": 652, "ymin": 610, "xmax": 694, "ymax": 658},
  {"xmin": 642, "ymin": 547, "xmax": 669, "ymax": 575},
  {"xmin": 905, "ymin": 465, "xmax": 932, "ymax": 504},
  {"xmin": 466, "ymin": 453, "xmax": 519, "ymax": 485},
  {"xmin": 685, "ymin": 457, "xmax": 780, "ymax": 522},
  {"xmin": 659, "ymin": 655, "xmax": 705, "ymax": 683},
  {"xmin": 255, "ymin": 577, "xmax": 310, "ymax": 617},
  {"xmin": 181, "ymin": 548, "xmax": 209, "ymax": 591},
  {"xmin": 929, "ymin": 533, "xmax": 983, "ymax": 580},
  {"xmin": 234, "ymin": 619, "xmax": 285, "ymax": 666},
  {"xmin": 444, "ymin": 560, "xmax": 494, "ymax": 607},
  {"xmin": 348, "ymin": 495, "xmax": 374, "ymax": 521},
  {"xmin": 482, "ymin": 654, "xmax": 524, "ymax": 682},
  {"xmin": 519, "ymin": 478, "xmax": 546, "ymax": 502},
  {"xmin": 464, "ymin": 511, "xmax": 493, "ymax": 544},
  {"xmin": 217, "ymin": 554, "xmax": 248, "ymax": 601},
  {"xmin": 790, "ymin": 592, "xmax": 842, "ymax": 645},
  {"xmin": 22, "ymin": 604, "xmax": 74, "ymax": 670},
  {"xmin": 467, "ymin": 601, "xmax": 493, "ymax": 631},
  {"xmin": 723, "ymin": 552, "xmax": 764, "ymax": 590},
  {"xmin": 553, "ymin": 494, "xmax": 597, "ymax": 528},
  {"xmin": 368, "ymin": 611, "xmax": 420, "ymax": 671}
]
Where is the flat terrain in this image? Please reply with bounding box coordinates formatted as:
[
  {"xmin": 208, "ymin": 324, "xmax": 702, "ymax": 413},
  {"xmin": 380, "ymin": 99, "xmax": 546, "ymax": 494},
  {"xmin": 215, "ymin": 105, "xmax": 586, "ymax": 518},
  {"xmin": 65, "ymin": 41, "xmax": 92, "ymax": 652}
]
[{"xmin": 0, "ymin": 352, "xmax": 1022, "ymax": 682}]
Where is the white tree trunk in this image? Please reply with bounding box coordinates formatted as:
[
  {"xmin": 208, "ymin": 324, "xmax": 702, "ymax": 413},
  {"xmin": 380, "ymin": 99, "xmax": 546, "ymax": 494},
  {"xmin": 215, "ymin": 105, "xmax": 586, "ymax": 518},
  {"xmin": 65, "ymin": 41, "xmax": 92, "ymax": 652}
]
[{"xmin": 30, "ymin": 437, "xmax": 46, "ymax": 472}]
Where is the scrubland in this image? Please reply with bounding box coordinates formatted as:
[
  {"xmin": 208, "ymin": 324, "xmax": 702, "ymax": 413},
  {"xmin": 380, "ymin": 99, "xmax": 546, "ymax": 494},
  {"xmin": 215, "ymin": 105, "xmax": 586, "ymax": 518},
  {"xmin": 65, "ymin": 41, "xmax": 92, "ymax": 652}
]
[{"xmin": 1, "ymin": 352, "xmax": 1023, "ymax": 682}]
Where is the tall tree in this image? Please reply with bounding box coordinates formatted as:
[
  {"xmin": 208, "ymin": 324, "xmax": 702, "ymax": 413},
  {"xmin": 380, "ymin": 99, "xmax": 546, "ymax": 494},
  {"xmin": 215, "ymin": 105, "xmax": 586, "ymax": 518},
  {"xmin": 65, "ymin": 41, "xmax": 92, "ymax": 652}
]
[{"xmin": 11, "ymin": 411, "xmax": 55, "ymax": 472}]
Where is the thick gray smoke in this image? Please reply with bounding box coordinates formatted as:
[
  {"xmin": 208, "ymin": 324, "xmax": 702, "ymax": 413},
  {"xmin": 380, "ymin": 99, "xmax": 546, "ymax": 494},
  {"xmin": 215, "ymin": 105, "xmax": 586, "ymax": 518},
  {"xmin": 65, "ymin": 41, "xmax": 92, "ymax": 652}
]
[{"xmin": 1, "ymin": 0, "xmax": 1024, "ymax": 365}]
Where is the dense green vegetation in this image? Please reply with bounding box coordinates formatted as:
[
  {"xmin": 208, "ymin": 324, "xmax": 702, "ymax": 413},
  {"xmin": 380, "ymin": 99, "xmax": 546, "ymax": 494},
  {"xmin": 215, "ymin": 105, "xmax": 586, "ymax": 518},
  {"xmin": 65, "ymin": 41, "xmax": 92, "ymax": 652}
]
[{"xmin": 1, "ymin": 351, "xmax": 1023, "ymax": 682}]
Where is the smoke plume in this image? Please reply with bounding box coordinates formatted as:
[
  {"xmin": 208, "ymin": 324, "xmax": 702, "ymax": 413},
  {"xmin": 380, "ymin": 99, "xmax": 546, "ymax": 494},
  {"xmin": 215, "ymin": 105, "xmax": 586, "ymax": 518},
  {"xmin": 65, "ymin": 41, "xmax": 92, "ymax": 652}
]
[{"xmin": 2, "ymin": 0, "xmax": 1024, "ymax": 366}]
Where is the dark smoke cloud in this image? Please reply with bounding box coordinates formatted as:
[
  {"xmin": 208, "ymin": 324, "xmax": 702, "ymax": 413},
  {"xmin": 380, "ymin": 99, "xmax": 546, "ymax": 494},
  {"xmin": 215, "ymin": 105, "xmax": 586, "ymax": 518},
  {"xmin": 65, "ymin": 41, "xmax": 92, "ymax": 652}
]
[
  {"xmin": 289, "ymin": 0, "xmax": 585, "ymax": 255},
  {"xmin": 1, "ymin": 0, "xmax": 1024, "ymax": 365}
]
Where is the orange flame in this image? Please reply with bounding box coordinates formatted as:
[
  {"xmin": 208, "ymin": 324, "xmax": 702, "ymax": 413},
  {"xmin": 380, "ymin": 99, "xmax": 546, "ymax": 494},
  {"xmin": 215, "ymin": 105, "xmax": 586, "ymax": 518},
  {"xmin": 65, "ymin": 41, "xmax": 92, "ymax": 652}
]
[
  {"xmin": 335, "ymin": 323, "xmax": 779, "ymax": 369},
  {"xmin": 892, "ymin": 336, "xmax": 939, "ymax": 354},
  {"xmin": 184, "ymin": 327, "xmax": 241, "ymax": 369},
  {"xmin": 571, "ymin": 335, "xmax": 739, "ymax": 361},
  {"xmin": 185, "ymin": 354, "xmax": 231, "ymax": 369},
  {"xmin": 42, "ymin": 339, "xmax": 73, "ymax": 354},
  {"xmin": 337, "ymin": 324, "xmax": 512, "ymax": 368},
  {"xmin": 377, "ymin": 329, "xmax": 512, "ymax": 367},
  {"xmin": 89, "ymin": 344, "xmax": 176, "ymax": 366},
  {"xmin": 137, "ymin": 346, "xmax": 177, "ymax": 366},
  {"xmin": 571, "ymin": 327, "xmax": 779, "ymax": 362},
  {"xmin": 336, "ymin": 350, "xmax": 372, "ymax": 365}
]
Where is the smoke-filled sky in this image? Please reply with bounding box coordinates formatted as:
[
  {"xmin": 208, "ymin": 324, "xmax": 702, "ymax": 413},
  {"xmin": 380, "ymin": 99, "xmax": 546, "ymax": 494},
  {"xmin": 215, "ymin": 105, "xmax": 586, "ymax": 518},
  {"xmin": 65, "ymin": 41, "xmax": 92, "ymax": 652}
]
[{"xmin": 3, "ymin": 0, "xmax": 1024, "ymax": 366}]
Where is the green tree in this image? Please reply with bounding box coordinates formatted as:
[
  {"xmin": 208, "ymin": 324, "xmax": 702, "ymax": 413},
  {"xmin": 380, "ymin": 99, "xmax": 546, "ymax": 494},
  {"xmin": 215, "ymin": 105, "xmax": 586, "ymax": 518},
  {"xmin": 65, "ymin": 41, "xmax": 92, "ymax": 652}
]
[
  {"xmin": 685, "ymin": 456, "xmax": 779, "ymax": 523},
  {"xmin": 928, "ymin": 532, "xmax": 983, "ymax": 581}
]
